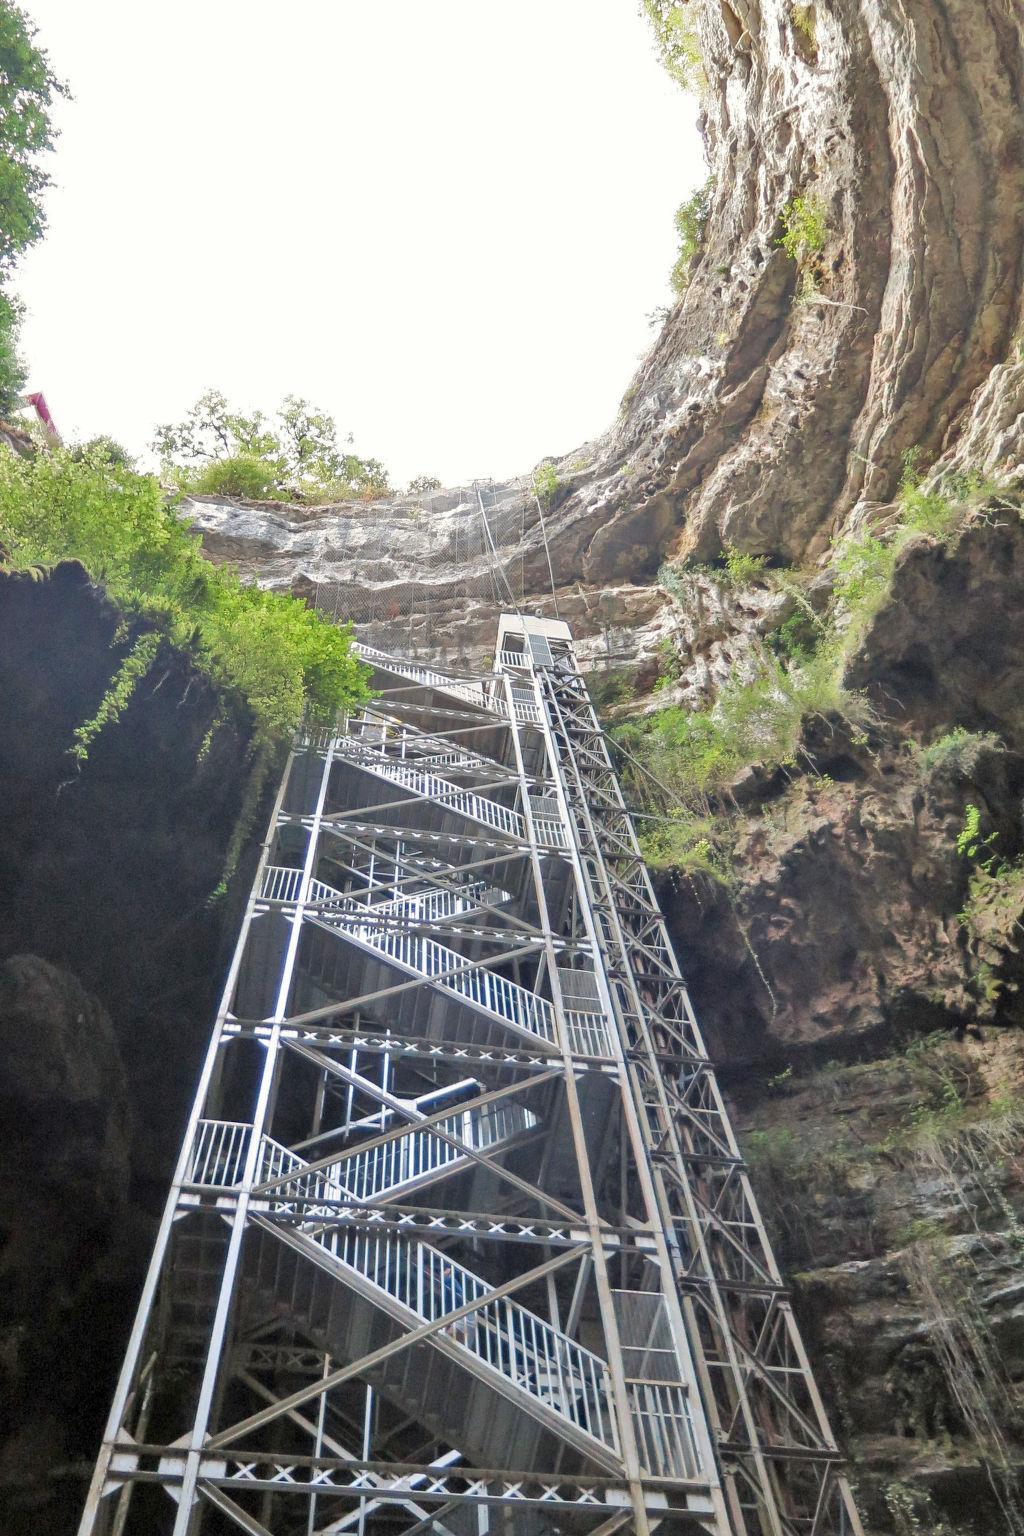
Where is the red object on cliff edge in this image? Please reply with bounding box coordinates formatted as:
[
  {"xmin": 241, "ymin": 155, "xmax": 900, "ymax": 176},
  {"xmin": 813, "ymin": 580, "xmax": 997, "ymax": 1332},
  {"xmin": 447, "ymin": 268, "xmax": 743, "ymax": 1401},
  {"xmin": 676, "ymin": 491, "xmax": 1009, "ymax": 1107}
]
[{"xmin": 23, "ymin": 390, "xmax": 60, "ymax": 441}]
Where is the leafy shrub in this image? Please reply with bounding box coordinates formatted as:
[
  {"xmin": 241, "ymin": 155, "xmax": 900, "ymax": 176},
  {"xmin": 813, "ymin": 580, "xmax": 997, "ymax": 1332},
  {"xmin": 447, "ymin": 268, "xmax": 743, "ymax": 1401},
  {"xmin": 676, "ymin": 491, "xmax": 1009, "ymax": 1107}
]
[
  {"xmin": 638, "ymin": 808, "xmax": 731, "ymax": 883},
  {"xmin": 724, "ymin": 545, "xmax": 768, "ymax": 585},
  {"xmin": 779, "ymin": 194, "xmax": 828, "ymax": 265},
  {"xmin": 618, "ymin": 649, "xmax": 855, "ymax": 809},
  {"xmin": 766, "ymin": 608, "xmax": 820, "ymax": 664},
  {"xmin": 407, "ymin": 474, "xmax": 442, "ymax": 494},
  {"xmin": 918, "ymin": 728, "xmax": 1002, "ymax": 778},
  {"xmin": 533, "ymin": 461, "xmax": 560, "ymax": 507},
  {"xmin": 192, "ymin": 454, "xmax": 281, "ymax": 500},
  {"xmin": 659, "ymin": 546, "xmax": 767, "ymax": 596},
  {"xmin": 831, "ymin": 477, "xmax": 979, "ymax": 650},
  {"xmin": 641, "ymin": 0, "xmax": 704, "ymax": 94},
  {"xmin": 670, "ymin": 177, "xmax": 714, "ymax": 295},
  {"xmin": 0, "ymin": 447, "xmax": 369, "ymax": 740},
  {"xmin": 652, "ymin": 635, "xmax": 682, "ymax": 693},
  {"xmin": 70, "ymin": 435, "xmax": 134, "ymax": 467}
]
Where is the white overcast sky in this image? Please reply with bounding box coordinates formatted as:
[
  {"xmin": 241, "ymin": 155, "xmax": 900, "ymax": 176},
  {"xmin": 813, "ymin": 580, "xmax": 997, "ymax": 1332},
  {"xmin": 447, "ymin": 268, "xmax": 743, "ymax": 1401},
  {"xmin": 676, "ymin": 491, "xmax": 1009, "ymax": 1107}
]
[{"xmin": 16, "ymin": 2, "xmax": 703, "ymax": 487}]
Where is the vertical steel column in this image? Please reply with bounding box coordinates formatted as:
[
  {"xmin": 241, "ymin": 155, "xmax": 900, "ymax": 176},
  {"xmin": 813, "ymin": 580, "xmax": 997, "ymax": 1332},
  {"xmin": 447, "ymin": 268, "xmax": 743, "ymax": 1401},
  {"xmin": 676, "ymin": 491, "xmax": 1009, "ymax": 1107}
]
[
  {"xmin": 534, "ymin": 634, "xmax": 863, "ymax": 1536},
  {"xmin": 76, "ymin": 748, "xmax": 299, "ymax": 1536}
]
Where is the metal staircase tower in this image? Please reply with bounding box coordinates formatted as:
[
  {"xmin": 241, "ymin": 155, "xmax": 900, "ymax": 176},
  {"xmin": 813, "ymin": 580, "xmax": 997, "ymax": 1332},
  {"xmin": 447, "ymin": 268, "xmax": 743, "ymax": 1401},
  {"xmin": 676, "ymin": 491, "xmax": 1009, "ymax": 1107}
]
[{"xmin": 79, "ymin": 615, "xmax": 863, "ymax": 1536}]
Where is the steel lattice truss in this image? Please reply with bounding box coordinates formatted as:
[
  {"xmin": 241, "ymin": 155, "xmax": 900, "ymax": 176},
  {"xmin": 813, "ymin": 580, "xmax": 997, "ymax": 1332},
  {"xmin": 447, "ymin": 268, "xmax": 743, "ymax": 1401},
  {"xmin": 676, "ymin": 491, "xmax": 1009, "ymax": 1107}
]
[{"xmin": 78, "ymin": 618, "xmax": 862, "ymax": 1536}]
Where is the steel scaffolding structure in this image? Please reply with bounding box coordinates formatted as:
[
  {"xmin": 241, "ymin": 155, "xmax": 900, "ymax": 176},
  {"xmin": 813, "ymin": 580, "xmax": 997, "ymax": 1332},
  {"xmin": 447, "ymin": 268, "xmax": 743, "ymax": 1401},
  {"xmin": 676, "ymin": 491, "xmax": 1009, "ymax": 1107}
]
[{"xmin": 79, "ymin": 616, "xmax": 863, "ymax": 1536}]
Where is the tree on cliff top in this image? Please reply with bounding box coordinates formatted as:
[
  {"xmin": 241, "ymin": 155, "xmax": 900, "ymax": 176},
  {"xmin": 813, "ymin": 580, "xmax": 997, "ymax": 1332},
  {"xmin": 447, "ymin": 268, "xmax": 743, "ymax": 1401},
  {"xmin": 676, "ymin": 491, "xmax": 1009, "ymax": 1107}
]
[
  {"xmin": 0, "ymin": 3, "xmax": 67, "ymax": 269},
  {"xmin": 153, "ymin": 390, "xmax": 391, "ymax": 502},
  {"xmin": 0, "ymin": 3, "xmax": 67, "ymax": 414}
]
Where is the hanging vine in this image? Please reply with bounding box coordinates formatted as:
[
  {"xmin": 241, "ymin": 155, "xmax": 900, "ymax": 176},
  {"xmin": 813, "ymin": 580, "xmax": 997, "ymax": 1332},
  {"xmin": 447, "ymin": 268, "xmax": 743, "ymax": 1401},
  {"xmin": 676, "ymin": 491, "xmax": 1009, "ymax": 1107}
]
[{"xmin": 69, "ymin": 630, "xmax": 162, "ymax": 765}]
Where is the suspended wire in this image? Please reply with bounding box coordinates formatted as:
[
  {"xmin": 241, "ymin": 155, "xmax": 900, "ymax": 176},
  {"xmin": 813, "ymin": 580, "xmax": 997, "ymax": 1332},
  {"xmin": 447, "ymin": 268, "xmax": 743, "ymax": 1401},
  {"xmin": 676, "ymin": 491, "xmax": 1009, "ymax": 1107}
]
[
  {"xmin": 532, "ymin": 490, "xmax": 560, "ymax": 619},
  {"xmin": 476, "ymin": 484, "xmax": 522, "ymax": 617}
]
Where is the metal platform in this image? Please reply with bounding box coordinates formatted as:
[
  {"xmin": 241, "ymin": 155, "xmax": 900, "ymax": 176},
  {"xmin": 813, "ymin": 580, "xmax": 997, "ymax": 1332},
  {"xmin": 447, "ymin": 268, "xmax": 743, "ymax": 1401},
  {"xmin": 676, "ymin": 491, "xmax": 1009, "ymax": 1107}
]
[{"xmin": 78, "ymin": 617, "xmax": 862, "ymax": 1536}]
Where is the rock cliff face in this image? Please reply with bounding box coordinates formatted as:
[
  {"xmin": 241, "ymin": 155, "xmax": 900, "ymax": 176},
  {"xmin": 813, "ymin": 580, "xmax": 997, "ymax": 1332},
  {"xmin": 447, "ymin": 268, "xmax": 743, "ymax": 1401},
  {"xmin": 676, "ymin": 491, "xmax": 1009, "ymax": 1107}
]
[
  {"xmin": 189, "ymin": 0, "xmax": 1024, "ymax": 676},
  {"xmin": 4, "ymin": 3, "xmax": 1024, "ymax": 1533}
]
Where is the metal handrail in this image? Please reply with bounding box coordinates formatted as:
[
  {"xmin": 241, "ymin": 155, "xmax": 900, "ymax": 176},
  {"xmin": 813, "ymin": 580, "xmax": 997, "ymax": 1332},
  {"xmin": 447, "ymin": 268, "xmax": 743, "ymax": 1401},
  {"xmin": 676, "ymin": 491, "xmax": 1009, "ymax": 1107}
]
[
  {"xmin": 302, "ymin": 876, "xmax": 557, "ymax": 1046},
  {"xmin": 257, "ymin": 1138, "xmax": 617, "ymax": 1449},
  {"xmin": 355, "ymin": 644, "xmax": 500, "ymax": 713},
  {"xmin": 261, "ymin": 1101, "xmax": 535, "ymax": 1206},
  {"xmin": 333, "ymin": 737, "xmax": 526, "ymax": 839},
  {"xmin": 186, "ymin": 1120, "xmax": 252, "ymax": 1187}
]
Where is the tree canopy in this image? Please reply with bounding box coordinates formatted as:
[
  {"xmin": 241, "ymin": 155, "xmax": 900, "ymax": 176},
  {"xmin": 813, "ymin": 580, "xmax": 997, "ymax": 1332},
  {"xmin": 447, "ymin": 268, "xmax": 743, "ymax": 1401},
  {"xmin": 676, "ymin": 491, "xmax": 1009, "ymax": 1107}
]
[
  {"xmin": 153, "ymin": 390, "xmax": 392, "ymax": 502},
  {"xmin": 0, "ymin": 3, "xmax": 66, "ymax": 269},
  {"xmin": 0, "ymin": 3, "xmax": 67, "ymax": 414}
]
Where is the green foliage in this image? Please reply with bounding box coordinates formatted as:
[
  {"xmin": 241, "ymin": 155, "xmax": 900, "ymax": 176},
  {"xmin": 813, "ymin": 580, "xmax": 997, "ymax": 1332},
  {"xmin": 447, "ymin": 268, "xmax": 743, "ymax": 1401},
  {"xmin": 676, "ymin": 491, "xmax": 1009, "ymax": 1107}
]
[
  {"xmin": 956, "ymin": 803, "xmax": 984, "ymax": 859},
  {"xmin": 633, "ymin": 462, "xmax": 1009, "ymax": 888},
  {"xmin": 0, "ymin": 3, "xmax": 67, "ymax": 271},
  {"xmin": 765, "ymin": 607, "xmax": 820, "ymax": 665},
  {"xmin": 586, "ymin": 667, "xmax": 636, "ymax": 713},
  {"xmin": 652, "ymin": 635, "xmax": 681, "ymax": 693},
  {"xmin": 790, "ymin": 4, "xmax": 817, "ymax": 46},
  {"xmin": 0, "ymin": 287, "xmax": 24, "ymax": 416},
  {"xmin": 70, "ymin": 434, "xmax": 134, "ymax": 467},
  {"xmin": 918, "ymin": 726, "xmax": 1001, "ymax": 778},
  {"xmin": 641, "ymin": 0, "xmax": 704, "ymax": 94},
  {"xmin": 744, "ymin": 1125, "xmax": 798, "ymax": 1168},
  {"xmin": 659, "ymin": 545, "xmax": 767, "ymax": 595},
  {"xmin": 767, "ymin": 1063, "xmax": 795, "ymax": 1092},
  {"xmin": 959, "ymin": 860, "xmax": 1024, "ymax": 944},
  {"xmin": 670, "ymin": 176, "xmax": 714, "ymax": 295},
  {"xmin": 0, "ymin": 447, "xmax": 369, "ymax": 741},
  {"xmin": 778, "ymin": 194, "xmax": 828, "ymax": 293},
  {"xmin": 830, "ymin": 476, "xmax": 973, "ymax": 651},
  {"xmin": 617, "ymin": 647, "xmax": 855, "ymax": 809},
  {"xmin": 70, "ymin": 631, "xmax": 161, "ymax": 763},
  {"xmin": 407, "ymin": 474, "xmax": 442, "ymax": 494},
  {"xmin": 532, "ymin": 461, "xmax": 560, "ymax": 507},
  {"xmin": 191, "ymin": 454, "xmax": 282, "ymax": 501},
  {"xmin": 638, "ymin": 807, "xmax": 731, "ymax": 883},
  {"xmin": 153, "ymin": 389, "xmax": 391, "ymax": 502},
  {"xmin": 724, "ymin": 545, "xmax": 768, "ymax": 585}
]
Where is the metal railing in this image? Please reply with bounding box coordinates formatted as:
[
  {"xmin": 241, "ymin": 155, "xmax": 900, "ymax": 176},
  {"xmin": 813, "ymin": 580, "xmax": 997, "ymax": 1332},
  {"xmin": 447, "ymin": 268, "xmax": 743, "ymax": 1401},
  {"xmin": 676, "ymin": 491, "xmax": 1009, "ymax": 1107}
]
[
  {"xmin": 259, "ymin": 870, "xmax": 503, "ymax": 926},
  {"xmin": 260, "ymin": 872, "xmax": 589, "ymax": 1050},
  {"xmin": 497, "ymin": 650, "xmax": 530, "ymax": 669},
  {"xmin": 257, "ymin": 1140, "xmax": 617, "ymax": 1450},
  {"xmin": 260, "ymin": 1100, "xmax": 535, "ymax": 1209},
  {"xmin": 186, "ymin": 1120, "xmax": 252, "ymax": 1187},
  {"xmin": 260, "ymin": 865, "xmax": 304, "ymax": 903},
  {"xmin": 510, "ymin": 686, "xmax": 541, "ymax": 724},
  {"xmin": 564, "ymin": 1011, "xmax": 614, "ymax": 1057},
  {"xmin": 355, "ymin": 644, "xmax": 499, "ymax": 713},
  {"xmin": 302, "ymin": 878, "xmax": 557, "ymax": 1047},
  {"xmin": 333, "ymin": 737, "xmax": 526, "ymax": 839}
]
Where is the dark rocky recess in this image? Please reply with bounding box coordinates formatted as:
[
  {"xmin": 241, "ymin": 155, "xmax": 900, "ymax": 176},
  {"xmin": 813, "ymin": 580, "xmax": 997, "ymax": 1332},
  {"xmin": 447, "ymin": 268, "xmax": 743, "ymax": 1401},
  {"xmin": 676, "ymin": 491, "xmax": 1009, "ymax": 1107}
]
[
  {"xmin": 0, "ymin": 564, "xmax": 267, "ymax": 1529},
  {"xmin": 652, "ymin": 518, "xmax": 1024, "ymax": 1530}
]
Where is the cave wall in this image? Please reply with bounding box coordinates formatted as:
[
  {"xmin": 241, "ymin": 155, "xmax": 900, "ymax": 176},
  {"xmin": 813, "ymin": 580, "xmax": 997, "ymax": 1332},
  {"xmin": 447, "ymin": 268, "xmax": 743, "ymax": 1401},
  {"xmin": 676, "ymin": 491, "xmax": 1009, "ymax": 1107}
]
[{"xmin": 0, "ymin": 564, "xmax": 268, "ymax": 1529}]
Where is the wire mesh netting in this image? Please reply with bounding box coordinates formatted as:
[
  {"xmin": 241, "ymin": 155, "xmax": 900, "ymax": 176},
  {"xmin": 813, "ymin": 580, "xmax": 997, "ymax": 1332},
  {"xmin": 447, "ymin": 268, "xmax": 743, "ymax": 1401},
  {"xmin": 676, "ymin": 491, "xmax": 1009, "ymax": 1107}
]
[{"xmin": 312, "ymin": 479, "xmax": 540, "ymax": 665}]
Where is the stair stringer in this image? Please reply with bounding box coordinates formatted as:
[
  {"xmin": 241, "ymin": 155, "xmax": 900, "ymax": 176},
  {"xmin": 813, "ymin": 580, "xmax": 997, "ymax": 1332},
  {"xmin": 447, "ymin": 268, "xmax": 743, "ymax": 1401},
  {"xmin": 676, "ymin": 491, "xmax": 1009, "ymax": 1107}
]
[{"xmin": 246, "ymin": 1215, "xmax": 622, "ymax": 1477}]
